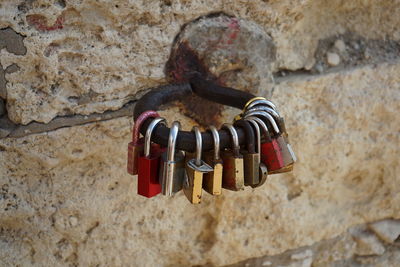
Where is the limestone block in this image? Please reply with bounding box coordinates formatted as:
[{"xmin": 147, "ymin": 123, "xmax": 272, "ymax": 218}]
[{"xmin": 0, "ymin": 61, "xmax": 399, "ymax": 266}]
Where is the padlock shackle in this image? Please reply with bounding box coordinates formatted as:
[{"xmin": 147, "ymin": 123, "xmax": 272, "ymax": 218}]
[
  {"xmin": 245, "ymin": 116, "xmax": 272, "ymax": 142},
  {"xmin": 246, "ymin": 106, "xmax": 281, "ymax": 121},
  {"xmin": 221, "ymin": 123, "xmax": 240, "ymax": 156},
  {"xmin": 168, "ymin": 121, "xmax": 180, "ymax": 162},
  {"xmin": 245, "ymin": 119, "xmax": 261, "ymax": 154},
  {"xmin": 245, "ymin": 98, "xmax": 277, "ymax": 112},
  {"xmin": 234, "ymin": 120, "xmax": 256, "ymax": 154},
  {"xmin": 192, "ymin": 126, "xmax": 202, "ymax": 166},
  {"xmin": 144, "ymin": 117, "xmax": 166, "ymax": 157},
  {"xmin": 132, "ymin": 111, "xmax": 159, "ymax": 144},
  {"xmin": 208, "ymin": 126, "xmax": 221, "ymax": 160},
  {"xmin": 244, "ymin": 111, "xmax": 280, "ymax": 135}
]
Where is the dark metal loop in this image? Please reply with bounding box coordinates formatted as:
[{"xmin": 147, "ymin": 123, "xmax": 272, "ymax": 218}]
[
  {"xmin": 234, "ymin": 120, "xmax": 255, "ymax": 153},
  {"xmin": 133, "ymin": 78, "xmax": 258, "ymax": 152}
]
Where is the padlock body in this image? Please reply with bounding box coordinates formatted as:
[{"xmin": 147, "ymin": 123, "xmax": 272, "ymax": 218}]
[
  {"xmin": 261, "ymin": 139, "xmax": 284, "ymax": 172},
  {"xmin": 137, "ymin": 144, "xmax": 164, "ymax": 198},
  {"xmin": 268, "ymin": 136, "xmax": 295, "ymax": 174},
  {"xmin": 203, "ymin": 151, "xmax": 223, "ymax": 195},
  {"xmin": 183, "ymin": 169, "xmax": 203, "ymax": 204},
  {"xmin": 243, "ymin": 152, "xmax": 260, "ymax": 186},
  {"xmin": 127, "ymin": 137, "xmax": 144, "ymax": 175},
  {"xmin": 221, "ymin": 150, "xmax": 244, "ymax": 191},
  {"xmin": 159, "ymin": 151, "xmax": 185, "ymax": 196},
  {"xmin": 252, "ymin": 163, "xmax": 268, "ymax": 188}
]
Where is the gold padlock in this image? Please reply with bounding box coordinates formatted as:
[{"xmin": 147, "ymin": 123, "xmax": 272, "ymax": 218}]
[
  {"xmin": 220, "ymin": 123, "xmax": 244, "ymax": 191},
  {"xmin": 184, "ymin": 126, "xmax": 213, "ymax": 204},
  {"xmin": 235, "ymin": 119, "xmax": 260, "ymax": 186},
  {"xmin": 203, "ymin": 126, "xmax": 223, "ymax": 195}
]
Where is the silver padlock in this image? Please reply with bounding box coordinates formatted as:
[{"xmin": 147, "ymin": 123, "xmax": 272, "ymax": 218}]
[{"xmin": 159, "ymin": 121, "xmax": 185, "ymax": 196}]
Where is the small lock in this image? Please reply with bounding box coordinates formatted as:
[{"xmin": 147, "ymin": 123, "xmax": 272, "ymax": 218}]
[
  {"xmin": 245, "ymin": 118, "xmax": 268, "ymax": 187},
  {"xmin": 159, "ymin": 121, "xmax": 185, "ymax": 196},
  {"xmin": 137, "ymin": 117, "xmax": 166, "ymax": 198},
  {"xmin": 184, "ymin": 126, "xmax": 213, "ymax": 204},
  {"xmin": 221, "ymin": 123, "xmax": 244, "ymax": 191},
  {"xmin": 244, "ymin": 115, "xmax": 285, "ymax": 173},
  {"xmin": 269, "ymin": 117, "xmax": 297, "ymax": 174},
  {"xmin": 127, "ymin": 111, "xmax": 159, "ymax": 175},
  {"xmin": 234, "ymin": 120, "xmax": 260, "ymax": 186},
  {"xmin": 203, "ymin": 126, "xmax": 223, "ymax": 196}
]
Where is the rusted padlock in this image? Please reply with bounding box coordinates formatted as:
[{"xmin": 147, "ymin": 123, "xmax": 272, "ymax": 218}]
[
  {"xmin": 127, "ymin": 111, "xmax": 159, "ymax": 175},
  {"xmin": 137, "ymin": 117, "xmax": 166, "ymax": 198},
  {"xmin": 220, "ymin": 123, "xmax": 244, "ymax": 191},
  {"xmin": 203, "ymin": 126, "xmax": 223, "ymax": 196},
  {"xmin": 234, "ymin": 119, "xmax": 260, "ymax": 186}
]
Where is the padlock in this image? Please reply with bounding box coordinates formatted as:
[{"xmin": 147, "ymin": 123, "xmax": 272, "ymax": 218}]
[
  {"xmin": 234, "ymin": 120, "xmax": 260, "ymax": 186},
  {"xmin": 203, "ymin": 126, "xmax": 223, "ymax": 195},
  {"xmin": 269, "ymin": 117, "xmax": 297, "ymax": 174},
  {"xmin": 245, "ymin": 118, "xmax": 269, "ymax": 187},
  {"xmin": 137, "ymin": 117, "xmax": 166, "ymax": 198},
  {"xmin": 127, "ymin": 111, "xmax": 159, "ymax": 175},
  {"xmin": 244, "ymin": 115, "xmax": 285, "ymax": 173},
  {"xmin": 183, "ymin": 126, "xmax": 213, "ymax": 204},
  {"xmin": 220, "ymin": 124, "xmax": 244, "ymax": 191},
  {"xmin": 159, "ymin": 121, "xmax": 185, "ymax": 196},
  {"xmin": 245, "ymin": 110, "xmax": 296, "ymax": 173}
]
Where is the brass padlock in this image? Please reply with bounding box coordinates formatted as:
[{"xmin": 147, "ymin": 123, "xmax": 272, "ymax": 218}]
[
  {"xmin": 234, "ymin": 119, "xmax": 260, "ymax": 186},
  {"xmin": 221, "ymin": 123, "xmax": 244, "ymax": 191},
  {"xmin": 184, "ymin": 126, "xmax": 213, "ymax": 204},
  {"xmin": 245, "ymin": 117, "xmax": 268, "ymax": 187},
  {"xmin": 203, "ymin": 126, "xmax": 223, "ymax": 195},
  {"xmin": 159, "ymin": 121, "xmax": 185, "ymax": 196}
]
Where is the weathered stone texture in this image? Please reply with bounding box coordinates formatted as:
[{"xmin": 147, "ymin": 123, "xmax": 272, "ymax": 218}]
[
  {"xmin": 1, "ymin": 0, "xmax": 400, "ymax": 124},
  {"xmin": 1, "ymin": 61, "xmax": 399, "ymax": 266},
  {"xmin": 1, "ymin": 0, "xmax": 400, "ymax": 266}
]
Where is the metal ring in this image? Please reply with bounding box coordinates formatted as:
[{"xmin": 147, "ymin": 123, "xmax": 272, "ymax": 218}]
[
  {"xmin": 144, "ymin": 117, "xmax": 166, "ymax": 157},
  {"xmin": 208, "ymin": 125, "xmax": 220, "ymax": 160},
  {"xmin": 192, "ymin": 126, "xmax": 202, "ymax": 166},
  {"xmin": 167, "ymin": 121, "xmax": 180, "ymax": 162}
]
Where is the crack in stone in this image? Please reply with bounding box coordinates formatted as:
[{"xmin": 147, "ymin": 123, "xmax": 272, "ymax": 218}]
[{"xmin": 0, "ymin": 101, "xmax": 135, "ymax": 139}]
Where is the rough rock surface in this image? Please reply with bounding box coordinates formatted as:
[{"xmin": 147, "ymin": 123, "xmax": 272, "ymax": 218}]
[
  {"xmin": 1, "ymin": 0, "xmax": 400, "ymax": 266},
  {"xmin": 1, "ymin": 61, "xmax": 399, "ymax": 266},
  {"xmin": 1, "ymin": 0, "xmax": 400, "ymax": 124}
]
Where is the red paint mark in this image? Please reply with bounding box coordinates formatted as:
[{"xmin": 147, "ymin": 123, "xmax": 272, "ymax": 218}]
[
  {"xmin": 26, "ymin": 14, "xmax": 64, "ymax": 31},
  {"xmin": 226, "ymin": 18, "xmax": 240, "ymax": 44}
]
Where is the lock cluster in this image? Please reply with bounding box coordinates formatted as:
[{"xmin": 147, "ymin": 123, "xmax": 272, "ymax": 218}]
[{"xmin": 127, "ymin": 95, "xmax": 296, "ymax": 204}]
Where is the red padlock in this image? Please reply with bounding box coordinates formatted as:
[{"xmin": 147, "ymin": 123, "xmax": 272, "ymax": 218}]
[
  {"xmin": 127, "ymin": 111, "xmax": 159, "ymax": 175},
  {"xmin": 137, "ymin": 117, "xmax": 166, "ymax": 198},
  {"xmin": 245, "ymin": 116, "xmax": 285, "ymax": 172}
]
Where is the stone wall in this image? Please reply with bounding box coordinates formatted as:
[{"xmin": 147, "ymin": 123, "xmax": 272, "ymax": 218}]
[{"xmin": 0, "ymin": 0, "xmax": 399, "ymax": 266}]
